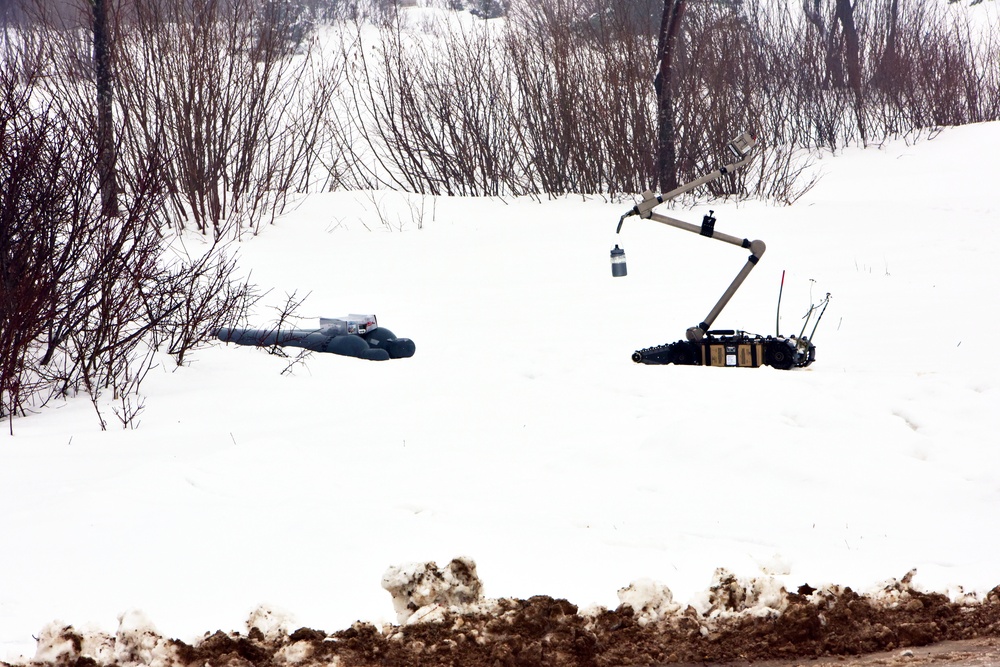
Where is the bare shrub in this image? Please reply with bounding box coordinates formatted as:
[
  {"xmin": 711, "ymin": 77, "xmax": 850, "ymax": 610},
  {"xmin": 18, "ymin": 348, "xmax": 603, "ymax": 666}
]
[
  {"xmin": 153, "ymin": 241, "xmax": 262, "ymax": 367},
  {"xmin": 0, "ymin": 84, "xmax": 162, "ymax": 428},
  {"xmin": 336, "ymin": 0, "xmax": 825, "ymax": 201},
  {"xmin": 767, "ymin": 0, "xmax": 1000, "ymax": 150},
  {"xmin": 888, "ymin": 2, "xmax": 988, "ymax": 127},
  {"xmin": 10, "ymin": 0, "xmax": 1000, "ymax": 211},
  {"xmin": 113, "ymin": 0, "xmax": 329, "ymax": 239},
  {"xmin": 340, "ymin": 1, "xmax": 662, "ymax": 197},
  {"xmin": 507, "ymin": 0, "xmax": 657, "ymax": 195},
  {"xmin": 0, "ymin": 60, "xmax": 258, "ymax": 432},
  {"xmin": 0, "ymin": 72, "xmax": 57, "ymax": 426},
  {"xmin": 340, "ymin": 14, "xmax": 527, "ymax": 196}
]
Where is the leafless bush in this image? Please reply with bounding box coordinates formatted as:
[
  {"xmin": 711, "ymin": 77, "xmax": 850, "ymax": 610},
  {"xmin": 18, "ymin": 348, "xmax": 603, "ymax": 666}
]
[
  {"xmin": 152, "ymin": 241, "xmax": 262, "ymax": 367},
  {"xmin": 0, "ymin": 82, "xmax": 158, "ymax": 428},
  {"xmin": 112, "ymin": 0, "xmax": 329, "ymax": 239},
  {"xmin": 0, "ymin": 72, "xmax": 55, "ymax": 427},
  {"xmin": 878, "ymin": 1, "xmax": 994, "ymax": 128},
  {"xmin": 339, "ymin": 4, "xmax": 661, "ymax": 197},
  {"xmin": 266, "ymin": 291, "xmax": 311, "ymax": 362},
  {"xmin": 339, "ymin": 15, "xmax": 529, "ymax": 195},
  {"xmin": 31, "ymin": 0, "xmax": 996, "ymax": 203},
  {"xmin": 335, "ymin": 0, "xmax": 826, "ymax": 201},
  {"xmin": 755, "ymin": 0, "xmax": 1000, "ymax": 150},
  {"xmin": 0, "ymin": 61, "xmax": 258, "ymax": 432},
  {"xmin": 646, "ymin": 0, "xmax": 998, "ymax": 195},
  {"xmin": 10, "ymin": 0, "xmax": 1000, "ymax": 208},
  {"xmin": 506, "ymin": 0, "xmax": 657, "ymax": 195}
]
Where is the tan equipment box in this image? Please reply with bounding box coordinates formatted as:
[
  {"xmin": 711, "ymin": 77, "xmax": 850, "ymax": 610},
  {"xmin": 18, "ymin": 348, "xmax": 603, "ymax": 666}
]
[{"xmin": 702, "ymin": 341, "xmax": 764, "ymax": 368}]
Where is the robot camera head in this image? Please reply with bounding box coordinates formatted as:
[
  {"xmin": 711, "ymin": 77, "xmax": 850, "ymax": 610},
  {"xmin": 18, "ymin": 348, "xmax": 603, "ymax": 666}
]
[{"xmin": 727, "ymin": 132, "xmax": 757, "ymax": 160}]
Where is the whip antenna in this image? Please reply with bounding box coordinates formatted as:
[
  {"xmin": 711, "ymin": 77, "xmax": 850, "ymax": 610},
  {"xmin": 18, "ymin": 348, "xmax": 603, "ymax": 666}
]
[{"xmin": 775, "ymin": 269, "xmax": 785, "ymax": 336}]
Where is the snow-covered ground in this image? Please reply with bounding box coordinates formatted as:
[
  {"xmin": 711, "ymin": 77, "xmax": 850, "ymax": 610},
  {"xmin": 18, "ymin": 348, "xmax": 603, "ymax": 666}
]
[{"xmin": 2, "ymin": 122, "xmax": 999, "ymax": 663}]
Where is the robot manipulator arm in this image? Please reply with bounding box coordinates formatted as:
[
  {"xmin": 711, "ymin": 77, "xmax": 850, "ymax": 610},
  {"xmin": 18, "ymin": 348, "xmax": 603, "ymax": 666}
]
[
  {"xmin": 614, "ymin": 131, "xmax": 758, "ymax": 242},
  {"xmin": 611, "ymin": 132, "xmax": 763, "ymax": 341},
  {"xmin": 623, "ymin": 131, "xmax": 758, "ymax": 223}
]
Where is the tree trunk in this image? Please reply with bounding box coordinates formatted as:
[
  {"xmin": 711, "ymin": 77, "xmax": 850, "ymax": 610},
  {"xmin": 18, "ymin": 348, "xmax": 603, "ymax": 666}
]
[
  {"xmin": 802, "ymin": 0, "xmax": 844, "ymax": 89},
  {"xmin": 874, "ymin": 0, "xmax": 899, "ymax": 87},
  {"xmin": 835, "ymin": 0, "xmax": 866, "ymax": 142},
  {"xmin": 835, "ymin": 0, "xmax": 862, "ymax": 94},
  {"xmin": 655, "ymin": 0, "xmax": 686, "ymax": 192},
  {"xmin": 92, "ymin": 0, "xmax": 119, "ymax": 217}
]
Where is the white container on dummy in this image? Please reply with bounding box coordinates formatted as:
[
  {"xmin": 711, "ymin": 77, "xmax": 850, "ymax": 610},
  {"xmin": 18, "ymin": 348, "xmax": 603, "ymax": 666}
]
[{"xmin": 319, "ymin": 314, "xmax": 377, "ymax": 335}]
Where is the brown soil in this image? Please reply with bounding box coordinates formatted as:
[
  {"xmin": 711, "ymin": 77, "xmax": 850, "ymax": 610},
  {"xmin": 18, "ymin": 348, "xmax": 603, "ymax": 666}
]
[
  {"xmin": 11, "ymin": 583, "xmax": 1000, "ymax": 667},
  {"xmin": 159, "ymin": 585, "xmax": 1000, "ymax": 667}
]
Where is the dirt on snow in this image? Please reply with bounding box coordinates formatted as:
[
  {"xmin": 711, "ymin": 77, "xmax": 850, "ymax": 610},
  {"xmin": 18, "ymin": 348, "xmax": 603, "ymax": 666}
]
[{"xmin": 10, "ymin": 575, "xmax": 1000, "ymax": 667}]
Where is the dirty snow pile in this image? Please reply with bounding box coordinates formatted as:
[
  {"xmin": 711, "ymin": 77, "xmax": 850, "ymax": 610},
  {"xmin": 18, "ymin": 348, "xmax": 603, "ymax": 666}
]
[
  {"xmin": 32, "ymin": 610, "xmax": 181, "ymax": 667},
  {"xmin": 381, "ymin": 556, "xmax": 488, "ymax": 625},
  {"xmin": 382, "ymin": 558, "xmax": 801, "ymax": 631},
  {"xmin": 17, "ymin": 557, "xmax": 994, "ymax": 667}
]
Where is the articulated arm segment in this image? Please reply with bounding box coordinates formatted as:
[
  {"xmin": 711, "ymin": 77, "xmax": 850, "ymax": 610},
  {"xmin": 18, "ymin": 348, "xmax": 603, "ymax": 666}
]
[
  {"xmin": 614, "ymin": 132, "xmax": 764, "ymax": 342},
  {"xmin": 646, "ymin": 210, "xmax": 749, "ymax": 250},
  {"xmin": 616, "ymin": 132, "xmax": 757, "ymax": 233},
  {"xmin": 642, "ymin": 208, "xmax": 766, "ymax": 340},
  {"xmin": 659, "ymin": 135, "xmax": 756, "ymax": 203},
  {"xmin": 627, "ymin": 201, "xmax": 768, "ymax": 341},
  {"xmin": 643, "ymin": 132, "xmax": 758, "ymax": 209},
  {"xmin": 689, "ymin": 239, "xmax": 765, "ymax": 341}
]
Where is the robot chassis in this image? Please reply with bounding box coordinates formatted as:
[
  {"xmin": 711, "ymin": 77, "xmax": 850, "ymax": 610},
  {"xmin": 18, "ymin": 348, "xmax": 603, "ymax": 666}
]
[{"xmin": 612, "ymin": 133, "xmax": 828, "ymax": 370}]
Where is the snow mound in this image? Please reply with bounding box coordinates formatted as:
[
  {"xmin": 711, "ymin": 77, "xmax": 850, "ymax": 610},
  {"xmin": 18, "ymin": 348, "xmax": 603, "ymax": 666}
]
[
  {"xmin": 702, "ymin": 567, "xmax": 790, "ymax": 619},
  {"xmin": 33, "ymin": 622, "xmax": 90, "ymax": 665},
  {"xmin": 114, "ymin": 610, "xmax": 178, "ymax": 667},
  {"xmin": 616, "ymin": 578, "xmax": 682, "ymax": 626},
  {"xmin": 30, "ymin": 611, "xmax": 176, "ymax": 667},
  {"xmin": 381, "ymin": 556, "xmax": 486, "ymax": 624},
  {"xmin": 246, "ymin": 604, "xmax": 296, "ymax": 641}
]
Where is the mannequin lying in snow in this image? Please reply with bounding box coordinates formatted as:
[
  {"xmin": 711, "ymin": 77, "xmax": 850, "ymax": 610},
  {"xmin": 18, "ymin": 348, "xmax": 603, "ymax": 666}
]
[{"xmin": 216, "ymin": 315, "xmax": 415, "ymax": 361}]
